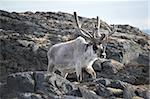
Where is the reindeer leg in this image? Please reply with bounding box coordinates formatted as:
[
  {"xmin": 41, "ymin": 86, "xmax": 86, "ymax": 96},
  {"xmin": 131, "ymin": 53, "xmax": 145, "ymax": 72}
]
[
  {"xmin": 85, "ymin": 66, "xmax": 96, "ymax": 79},
  {"xmin": 47, "ymin": 61, "xmax": 54, "ymax": 74},
  {"xmin": 75, "ymin": 65, "xmax": 82, "ymax": 82},
  {"xmin": 64, "ymin": 73, "xmax": 68, "ymax": 78},
  {"xmin": 61, "ymin": 70, "xmax": 68, "ymax": 79}
]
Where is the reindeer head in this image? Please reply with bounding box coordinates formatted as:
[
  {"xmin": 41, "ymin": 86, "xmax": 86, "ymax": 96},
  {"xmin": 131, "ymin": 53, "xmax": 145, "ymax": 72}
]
[{"xmin": 74, "ymin": 12, "xmax": 116, "ymax": 58}]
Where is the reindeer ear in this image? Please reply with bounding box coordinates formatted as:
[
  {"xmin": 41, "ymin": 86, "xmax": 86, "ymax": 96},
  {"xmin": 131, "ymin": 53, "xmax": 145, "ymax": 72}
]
[{"xmin": 100, "ymin": 34, "xmax": 106, "ymax": 40}]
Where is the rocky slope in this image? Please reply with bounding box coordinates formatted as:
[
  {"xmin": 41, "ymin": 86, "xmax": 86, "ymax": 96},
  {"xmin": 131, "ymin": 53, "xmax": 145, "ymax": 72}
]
[{"xmin": 0, "ymin": 10, "xmax": 149, "ymax": 99}]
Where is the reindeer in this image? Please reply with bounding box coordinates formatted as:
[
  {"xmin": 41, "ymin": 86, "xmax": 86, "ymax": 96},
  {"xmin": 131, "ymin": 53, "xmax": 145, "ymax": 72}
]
[{"xmin": 47, "ymin": 12, "xmax": 115, "ymax": 81}]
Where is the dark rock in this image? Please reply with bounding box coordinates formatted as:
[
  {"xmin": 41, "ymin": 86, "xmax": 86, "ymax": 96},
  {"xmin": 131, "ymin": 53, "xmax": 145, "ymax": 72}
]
[
  {"xmin": 0, "ymin": 83, "xmax": 7, "ymax": 98},
  {"xmin": 0, "ymin": 70, "xmax": 149, "ymax": 99},
  {"xmin": 47, "ymin": 73, "xmax": 78, "ymax": 94},
  {"xmin": 94, "ymin": 78, "xmax": 112, "ymax": 86},
  {"xmin": 123, "ymin": 85, "xmax": 135, "ymax": 99},
  {"xmin": 114, "ymin": 25, "xmax": 144, "ymax": 35},
  {"xmin": 33, "ymin": 71, "xmax": 47, "ymax": 93},
  {"xmin": 137, "ymin": 38, "xmax": 149, "ymax": 46},
  {"xmin": 101, "ymin": 60, "xmax": 118, "ymax": 74},
  {"xmin": 0, "ymin": 72, "xmax": 35, "ymax": 99},
  {"xmin": 108, "ymin": 80, "xmax": 126, "ymax": 90},
  {"xmin": 0, "ymin": 72, "xmax": 79, "ymax": 99},
  {"xmin": 95, "ymin": 83, "xmax": 113, "ymax": 98},
  {"xmin": 62, "ymin": 95, "xmax": 83, "ymax": 99},
  {"xmin": 19, "ymin": 93, "xmax": 43, "ymax": 99},
  {"xmin": 137, "ymin": 52, "xmax": 149, "ymax": 66},
  {"xmin": 145, "ymin": 90, "xmax": 150, "ymax": 99},
  {"xmin": 120, "ymin": 63, "xmax": 149, "ymax": 85},
  {"xmin": 135, "ymin": 88, "xmax": 150, "ymax": 99},
  {"xmin": 0, "ymin": 32, "xmax": 48, "ymax": 77},
  {"xmin": 66, "ymin": 88, "xmax": 82, "ymax": 97},
  {"xmin": 79, "ymin": 86, "xmax": 104, "ymax": 99},
  {"xmin": 7, "ymin": 72, "xmax": 35, "ymax": 93},
  {"xmin": 93, "ymin": 60, "xmax": 102, "ymax": 72},
  {"xmin": 106, "ymin": 39, "xmax": 142, "ymax": 64}
]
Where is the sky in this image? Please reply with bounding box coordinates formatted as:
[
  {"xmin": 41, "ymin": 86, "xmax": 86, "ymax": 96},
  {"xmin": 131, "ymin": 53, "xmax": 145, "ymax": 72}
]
[{"xmin": 0, "ymin": 0, "xmax": 149, "ymax": 31}]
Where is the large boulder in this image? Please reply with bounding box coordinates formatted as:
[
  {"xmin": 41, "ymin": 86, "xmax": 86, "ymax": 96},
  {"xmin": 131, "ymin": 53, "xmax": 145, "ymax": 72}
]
[{"xmin": 0, "ymin": 71, "xmax": 149, "ymax": 99}]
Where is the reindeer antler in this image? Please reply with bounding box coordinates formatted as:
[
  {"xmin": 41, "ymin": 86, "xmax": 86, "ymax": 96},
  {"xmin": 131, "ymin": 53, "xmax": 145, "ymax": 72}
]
[
  {"xmin": 96, "ymin": 16, "xmax": 101, "ymax": 37},
  {"xmin": 104, "ymin": 23, "xmax": 116, "ymax": 37},
  {"xmin": 74, "ymin": 12, "xmax": 115, "ymax": 43},
  {"xmin": 74, "ymin": 12, "xmax": 94, "ymax": 39}
]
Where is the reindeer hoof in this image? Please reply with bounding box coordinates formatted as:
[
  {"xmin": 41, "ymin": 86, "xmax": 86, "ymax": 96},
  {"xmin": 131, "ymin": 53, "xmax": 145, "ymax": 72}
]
[
  {"xmin": 92, "ymin": 72, "xmax": 96, "ymax": 79},
  {"xmin": 77, "ymin": 75, "xmax": 82, "ymax": 82}
]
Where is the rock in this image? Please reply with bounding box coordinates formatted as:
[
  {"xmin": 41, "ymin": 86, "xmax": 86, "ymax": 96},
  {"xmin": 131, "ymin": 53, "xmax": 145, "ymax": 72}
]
[
  {"xmin": 135, "ymin": 88, "xmax": 150, "ymax": 99},
  {"xmin": 110, "ymin": 59, "xmax": 125, "ymax": 71},
  {"xmin": 94, "ymin": 78, "xmax": 112, "ymax": 86},
  {"xmin": 137, "ymin": 52, "xmax": 149, "ymax": 66},
  {"xmin": 145, "ymin": 90, "xmax": 150, "ymax": 99},
  {"xmin": 1, "ymin": 71, "xmax": 124, "ymax": 99},
  {"xmin": 17, "ymin": 40, "xmax": 35, "ymax": 47},
  {"xmin": 107, "ymin": 87, "xmax": 123, "ymax": 97},
  {"xmin": 92, "ymin": 59, "xmax": 102, "ymax": 72},
  {"xmin": 19, "ymin": 93, "xmax": 43, "ymax": 99},
  {"xmin": 132, "ymin": 96, "xmax": 144, "ymax": 99},
  {"xmin": 120, "ymin": 63, "xmax": 149, "ymax": 85},
  {"xmin": 79, "ymin": 87, "xmax": 104, "ymax": 99},
  {"xmin": 66, "ymin": 88, "xmax": 82, "ymax": 97},
  {"xmin": 95, "ymin": 83, "xmax": 113, "ymax": 98},
  {"xmin": 7, "ymin": 72, "xmax": 35, "ymax": 93},
  {"xmin": 114, "ymin": 25, "xmax": 144, "ymax": 35},
  {"xmin": 101, "ymin": 60, "xmax": 118, "ymax": 74},
  {"xmin": 108, "ymin": 80, "xmax": 126, "ymax": 90},
  {"xmin": 136, "ymin": 38, "xmax": 149, "ymax": 47},
  {"xmin": 47, "ymin": 73, "xmax": 80, "ymax": 95},
  {"xmin": 0, "ymin": 71, "xmax": 82, "ymax": 99},
  {"xmin": 0, "ymin": 72, "xmax": 35, "ymax": 99},
  {"xmin": 106, "ymin": 39, "xmax": 142, "ymax": 64},
  {"xmin": 0, "ymin": 31, "xmax": 48, "ymax": 78},
  {"xmin": 62, "ymin": 95, "xmax": 83, "ymax": 99},
  {"xmin": 33, "ymin": 72, "xmax": 45, "ymax": 90},
  {"xmin": 0, "ymin": 71, "xmax": 148, "ymax": 99},
  {"xmin": 123, "ymin": 85, "xmax": 135, "ymax": 99}
]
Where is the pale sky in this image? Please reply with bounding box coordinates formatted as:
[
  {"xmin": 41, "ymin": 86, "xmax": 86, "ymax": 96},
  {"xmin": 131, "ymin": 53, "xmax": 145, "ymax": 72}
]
[{"xmin": 0, "ymin": 0, "xmax": 149, "ymax": 30}]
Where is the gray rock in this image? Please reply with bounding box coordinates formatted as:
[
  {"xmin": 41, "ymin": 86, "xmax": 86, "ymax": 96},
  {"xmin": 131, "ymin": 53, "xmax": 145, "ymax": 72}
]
[
  {"xmin": 19, "ymin": 93, "xmax": 43, "ymax": 99},
  {"xmin": 0, "ymin": 70, "xmax": 149, "ymax": 99},
  {"xmin": 93, "ymin": 60, "xmax": 102, "ymax": 72},
  {"xmin": 0, "ymin": 71, "xmax": 122, "ymax": 99},
  {"xmin": 145, "ymin": 90, "xmax": 150, "ymax": 99},
  {"xmin": 135, "ymin": 88, "xmax": 150, "ymax": 99},
  {"xmin": 101, "ymin": 60, "xmax": 118, "ymax": 74},
  {"xmin": 79, "ymin": 87, "xmax": 104, "ymax": 99},
  {"xmin": 106, "ymin": 87, "xmax": 123, "ymax": 98},
  {"xmin": 66, "ymin": 88, "xmax": 82, "ymax": 97},
  {"xmin": 123, "ymin": 85, "xmax": 135, "ymax": 99},
  {"xmin": 108, "ymin": 80, "xmax": 126, "ymax": 90},
  {"xmin": 106, "ymin": 39, "xmax": 142, "ymax": 64},
  {"xmin": 62, "ymin": 95, "xmax": 83, "ymax": 99},
  {"xmin": 137, "ymin": 52, "xmax": 149, "ymax": 66},
  {"xmin": 95, "ymin": 83, "xmax": 113, "ymax": 98},
  {"xmin": 7, "ymin": 72, "xmax": 35, "ymax": 93},
  {"xmin": 94, "ymin": 78, "xmax": 112, "ymax": 86},
  {"xmin": 17, "ymin": 40, "xmax": 35, "ymax": 48}
]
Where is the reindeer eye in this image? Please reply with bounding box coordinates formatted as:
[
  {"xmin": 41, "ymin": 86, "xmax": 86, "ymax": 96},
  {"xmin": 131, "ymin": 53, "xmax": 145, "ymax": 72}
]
[{"xmin": 93, "ymin": 44, "xmax": 98, "ymax": 51}]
